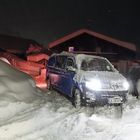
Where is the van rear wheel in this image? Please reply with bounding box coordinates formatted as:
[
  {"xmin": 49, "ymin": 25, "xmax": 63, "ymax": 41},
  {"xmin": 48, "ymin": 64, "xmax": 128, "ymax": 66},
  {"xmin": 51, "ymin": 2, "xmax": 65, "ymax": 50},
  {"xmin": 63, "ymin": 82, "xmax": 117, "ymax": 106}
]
[
  {"xmin": 47, "ymin": 77, "xmax": 52, "ymax": 90},
  {"xmin": 74, "ymin": 89, "xmax": 82, "ymax": 109}
]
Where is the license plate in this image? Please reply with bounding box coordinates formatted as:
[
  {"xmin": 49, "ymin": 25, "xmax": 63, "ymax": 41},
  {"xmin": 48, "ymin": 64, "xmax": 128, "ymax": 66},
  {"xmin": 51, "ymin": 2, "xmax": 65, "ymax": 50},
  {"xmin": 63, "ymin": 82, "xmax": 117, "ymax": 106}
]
[{"xmin": 108, "ymin": 97, "xmax": 122, "ymax": 104}]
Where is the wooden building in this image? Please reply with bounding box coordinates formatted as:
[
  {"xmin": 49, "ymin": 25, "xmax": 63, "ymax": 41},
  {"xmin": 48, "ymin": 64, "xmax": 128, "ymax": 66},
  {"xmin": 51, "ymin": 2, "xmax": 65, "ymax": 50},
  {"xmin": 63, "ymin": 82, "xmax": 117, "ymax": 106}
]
[{"xmin": 48, "ymin": 29, "xmax": 139, "ymax": 74}]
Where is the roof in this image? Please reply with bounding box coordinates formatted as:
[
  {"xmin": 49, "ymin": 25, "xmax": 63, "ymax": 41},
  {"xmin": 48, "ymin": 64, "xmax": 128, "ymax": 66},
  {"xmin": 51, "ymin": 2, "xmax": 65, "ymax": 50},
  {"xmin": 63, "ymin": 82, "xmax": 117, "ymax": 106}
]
[
  {"xmin": 48, "ymin": 29, "xmax": 137, "ymax": 52},
  {"xmin": 0, "ymin": 34, "xmax": 41, "ymax": 54}
]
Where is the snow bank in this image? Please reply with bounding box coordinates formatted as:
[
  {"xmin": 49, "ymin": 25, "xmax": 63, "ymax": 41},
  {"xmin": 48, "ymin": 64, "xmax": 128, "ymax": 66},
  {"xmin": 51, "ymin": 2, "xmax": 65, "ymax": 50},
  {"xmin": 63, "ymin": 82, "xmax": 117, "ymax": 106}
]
[
  {"xmin": 0, "ymin": 60, "xmax": 45, "ymax": 129},
  {"xmin": 0, "ymin": 60, "xmax": 41, "ymax": 102}
]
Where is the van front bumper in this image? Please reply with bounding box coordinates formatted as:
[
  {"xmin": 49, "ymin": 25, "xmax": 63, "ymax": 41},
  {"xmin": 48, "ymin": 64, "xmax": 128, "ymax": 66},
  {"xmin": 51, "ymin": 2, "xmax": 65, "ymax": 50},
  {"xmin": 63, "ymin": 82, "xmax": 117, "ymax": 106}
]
[{"xmin": 83, "ymin": 90, "xmax": 128, "ymax": 106}]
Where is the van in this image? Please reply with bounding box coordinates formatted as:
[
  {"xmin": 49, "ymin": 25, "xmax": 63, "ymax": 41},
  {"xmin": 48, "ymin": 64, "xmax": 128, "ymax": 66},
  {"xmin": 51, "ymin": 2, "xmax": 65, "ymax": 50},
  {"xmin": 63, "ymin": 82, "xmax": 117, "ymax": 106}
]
[{"xmin": 47, "ymin": 52, "xmax": 129, "ymax": 109}]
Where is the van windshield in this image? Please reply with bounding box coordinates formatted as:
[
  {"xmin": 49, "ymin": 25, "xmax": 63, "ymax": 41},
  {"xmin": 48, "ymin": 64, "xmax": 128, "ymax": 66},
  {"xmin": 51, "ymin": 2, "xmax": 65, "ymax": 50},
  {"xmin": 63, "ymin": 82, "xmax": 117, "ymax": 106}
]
[{"xmin": 80, "ymin": 58, "xmax": 115, "ymax": 72}]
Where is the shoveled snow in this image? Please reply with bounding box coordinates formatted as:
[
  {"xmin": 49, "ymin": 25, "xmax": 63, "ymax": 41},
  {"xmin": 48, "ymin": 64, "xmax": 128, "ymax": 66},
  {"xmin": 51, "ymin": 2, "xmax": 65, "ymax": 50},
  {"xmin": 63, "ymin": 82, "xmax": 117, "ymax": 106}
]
[{"xmin": 0, "ymin": 60, "xmax": 140, "ymax": 140}]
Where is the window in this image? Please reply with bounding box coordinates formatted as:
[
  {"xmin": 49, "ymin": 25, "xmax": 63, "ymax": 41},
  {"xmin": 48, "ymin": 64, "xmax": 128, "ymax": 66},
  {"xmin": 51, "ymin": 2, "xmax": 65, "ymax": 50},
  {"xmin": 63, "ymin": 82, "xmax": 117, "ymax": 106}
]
[
  {"xmin": 67, "ymin": 58, "xmax": 74, "ymax": 68},
  {"xmin": 55, "ymin": 56, "xmax": 66, "ymax": 69},
  {"xmin": 80, "ymin": 58, "xmax": 114, "ymax": 72},
  {"xmin": 48, "ymin": 56, "xmax": 55, "ymax": 67}
]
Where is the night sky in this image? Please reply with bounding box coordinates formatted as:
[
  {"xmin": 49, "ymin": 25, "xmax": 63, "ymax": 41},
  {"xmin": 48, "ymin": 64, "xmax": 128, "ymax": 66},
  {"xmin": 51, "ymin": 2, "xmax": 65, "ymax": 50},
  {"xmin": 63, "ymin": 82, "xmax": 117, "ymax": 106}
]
[{"xmin": 0, "ymin": 0, "xmax": 139, "ymax": 47}]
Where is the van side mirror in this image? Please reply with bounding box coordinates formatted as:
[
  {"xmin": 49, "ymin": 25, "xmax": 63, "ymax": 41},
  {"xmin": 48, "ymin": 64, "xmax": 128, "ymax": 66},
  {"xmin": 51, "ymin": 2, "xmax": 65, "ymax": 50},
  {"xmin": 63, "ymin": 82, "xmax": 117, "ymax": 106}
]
[{"xmin": 111, "ymin": 64, "xmax": 119, "ymax": 73}]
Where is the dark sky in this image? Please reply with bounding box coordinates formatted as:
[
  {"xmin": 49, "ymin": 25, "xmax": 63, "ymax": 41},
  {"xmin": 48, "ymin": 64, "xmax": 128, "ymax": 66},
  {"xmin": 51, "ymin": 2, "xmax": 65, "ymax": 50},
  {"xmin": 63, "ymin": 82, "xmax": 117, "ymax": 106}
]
[{"xmin": 0, "ymin": 0, "xmax": 139, "ymax": 46}]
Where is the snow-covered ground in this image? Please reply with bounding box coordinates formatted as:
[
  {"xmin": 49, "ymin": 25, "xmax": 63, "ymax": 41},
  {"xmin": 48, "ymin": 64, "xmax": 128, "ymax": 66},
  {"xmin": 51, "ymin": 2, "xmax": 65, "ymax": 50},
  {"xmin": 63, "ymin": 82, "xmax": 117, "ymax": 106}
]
[{"xmin": 1, "ymin": 60, "xmax": 140, "ymax": 140}]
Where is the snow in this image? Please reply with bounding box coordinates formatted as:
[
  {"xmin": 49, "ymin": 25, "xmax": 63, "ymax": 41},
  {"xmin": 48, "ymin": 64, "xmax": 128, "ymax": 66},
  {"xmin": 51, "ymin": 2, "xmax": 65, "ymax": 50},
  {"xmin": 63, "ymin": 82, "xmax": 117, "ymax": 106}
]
[
  {"xmin": 0, "ymin": 60, "xmax": 140, "ymax": 140},
  {"xmin": 0, "ymin": 60, "xmax": 42, "ymax": 103}
]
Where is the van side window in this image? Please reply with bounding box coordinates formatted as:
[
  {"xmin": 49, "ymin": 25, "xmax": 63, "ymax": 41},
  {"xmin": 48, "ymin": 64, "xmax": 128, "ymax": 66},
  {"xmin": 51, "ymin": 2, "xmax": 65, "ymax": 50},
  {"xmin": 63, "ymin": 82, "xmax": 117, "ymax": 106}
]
[
  {"xmin": 67, "ymin": 58, "xmax": 74, "ymax": 68},
  {"xmin": 48, "ymin": 56, "xmax": 55, "ymax": 67},
  {"xmin": 81, "ymin": 60, "xmax": 87, "ymax": 71},
  {"xmin": 55, "ymin": 56, "xmax": 66, "ymax": 69}
]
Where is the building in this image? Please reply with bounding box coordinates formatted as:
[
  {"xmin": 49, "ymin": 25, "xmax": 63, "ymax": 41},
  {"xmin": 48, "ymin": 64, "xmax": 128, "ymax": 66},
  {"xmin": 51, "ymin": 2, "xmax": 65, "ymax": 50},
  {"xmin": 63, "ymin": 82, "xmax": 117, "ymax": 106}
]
[{"xmin": 48, "ymin": 29, "xmax": 139, "ymax": 74}]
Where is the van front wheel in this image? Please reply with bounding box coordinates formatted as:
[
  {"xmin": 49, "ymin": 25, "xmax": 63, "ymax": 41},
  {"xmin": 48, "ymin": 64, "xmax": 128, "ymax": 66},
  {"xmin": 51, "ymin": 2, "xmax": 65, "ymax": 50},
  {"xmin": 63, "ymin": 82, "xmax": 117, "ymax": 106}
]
[
  {"xmin": 73, "ymin": 89, "xmax": 82, "ymax": 109},
  {"xmin": 114, "ymin": 104, "xmax": 123, "ymax": 118}
]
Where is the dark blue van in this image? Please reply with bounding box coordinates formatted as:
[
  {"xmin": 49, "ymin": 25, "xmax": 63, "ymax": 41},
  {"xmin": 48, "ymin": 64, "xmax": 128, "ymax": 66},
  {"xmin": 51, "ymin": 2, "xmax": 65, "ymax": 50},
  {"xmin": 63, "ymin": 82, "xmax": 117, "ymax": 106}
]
[{"xmin": 47, "ymin": 52, "xmax": 129, "ymax": 108}]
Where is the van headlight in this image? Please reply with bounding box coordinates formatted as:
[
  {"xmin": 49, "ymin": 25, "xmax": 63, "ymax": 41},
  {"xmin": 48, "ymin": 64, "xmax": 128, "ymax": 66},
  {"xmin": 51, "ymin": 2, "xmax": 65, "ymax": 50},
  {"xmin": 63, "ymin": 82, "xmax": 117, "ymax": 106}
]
[
  {"xmin": 123, "ymin": 80, "xmax": 129, "ymax": 90},
  {"xmin": 85, "ymin": 79, "xmax": 102, "ymax": 91}
]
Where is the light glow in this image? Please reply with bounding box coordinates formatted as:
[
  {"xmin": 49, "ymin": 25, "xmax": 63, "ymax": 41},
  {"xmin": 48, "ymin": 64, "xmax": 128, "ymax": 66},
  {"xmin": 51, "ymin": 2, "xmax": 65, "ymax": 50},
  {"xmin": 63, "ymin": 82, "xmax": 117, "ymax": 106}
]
[
  {"xmin": 85, "ymin": 79, "xmax": 102, "ymax": 91},
  {"xmin": 123, "ymin": 80, "xmax": 129, "ymax": 90}
]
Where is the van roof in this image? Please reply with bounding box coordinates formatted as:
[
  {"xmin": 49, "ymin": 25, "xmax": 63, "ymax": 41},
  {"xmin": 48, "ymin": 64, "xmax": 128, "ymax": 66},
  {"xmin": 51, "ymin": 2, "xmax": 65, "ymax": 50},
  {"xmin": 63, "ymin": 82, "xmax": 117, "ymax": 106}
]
[{"xmin": 51, "ymin": 51, "xmax": 105, "ymax": 59}]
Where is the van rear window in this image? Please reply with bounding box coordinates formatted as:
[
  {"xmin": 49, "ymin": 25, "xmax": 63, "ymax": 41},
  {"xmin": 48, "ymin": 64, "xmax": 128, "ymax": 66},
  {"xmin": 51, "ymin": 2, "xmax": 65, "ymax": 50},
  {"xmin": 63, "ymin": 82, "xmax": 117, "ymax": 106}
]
[{"xmin": 48, "ymin": 56, "xmax": 55, "ymax": 67}]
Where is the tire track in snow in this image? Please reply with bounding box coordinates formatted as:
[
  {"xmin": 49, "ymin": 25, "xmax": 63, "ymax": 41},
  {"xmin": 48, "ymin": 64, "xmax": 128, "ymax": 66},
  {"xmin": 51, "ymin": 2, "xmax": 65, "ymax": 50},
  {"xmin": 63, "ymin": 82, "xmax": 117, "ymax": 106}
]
[
  {"xmin": 0, "ymin": 98, "xmax": 46, "ymax": 127},
  {"xmin": 0, "ymin": 91, "xmax": 140, "ymax": 140},
  {"xmin": 13, "ymin": 107, "xmax": 88, "ymax": 140}
]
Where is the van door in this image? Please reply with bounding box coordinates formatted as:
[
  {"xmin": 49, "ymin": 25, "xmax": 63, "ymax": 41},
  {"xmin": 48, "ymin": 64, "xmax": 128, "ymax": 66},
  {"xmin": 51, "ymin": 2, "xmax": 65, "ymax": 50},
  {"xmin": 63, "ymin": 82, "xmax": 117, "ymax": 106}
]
[
  {"xmin": 47, "ymin": 55, "xmax": 57, "ymax": 86},
  {"xmin": 54, "ymin": 55, "xmax": 67, "ymax": 91},
  {"xmin": 62, "ymin": 57, "xmax": 76, "ymax": 96}
]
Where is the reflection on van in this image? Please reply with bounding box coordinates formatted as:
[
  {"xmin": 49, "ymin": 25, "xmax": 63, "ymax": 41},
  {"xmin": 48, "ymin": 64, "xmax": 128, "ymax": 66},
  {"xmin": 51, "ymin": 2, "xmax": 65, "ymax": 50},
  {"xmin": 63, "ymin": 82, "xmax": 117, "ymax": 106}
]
[{"xmin": 47, "ymin": 52, "xmax": 129, "ymax": 109}]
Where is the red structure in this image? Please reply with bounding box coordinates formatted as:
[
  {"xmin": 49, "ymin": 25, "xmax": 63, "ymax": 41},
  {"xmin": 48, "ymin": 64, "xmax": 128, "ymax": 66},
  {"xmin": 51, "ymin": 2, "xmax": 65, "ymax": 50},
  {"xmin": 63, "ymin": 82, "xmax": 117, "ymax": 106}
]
[{"xmin": 0, "ymin": 35, "xmax": 49, "ymax": 89}]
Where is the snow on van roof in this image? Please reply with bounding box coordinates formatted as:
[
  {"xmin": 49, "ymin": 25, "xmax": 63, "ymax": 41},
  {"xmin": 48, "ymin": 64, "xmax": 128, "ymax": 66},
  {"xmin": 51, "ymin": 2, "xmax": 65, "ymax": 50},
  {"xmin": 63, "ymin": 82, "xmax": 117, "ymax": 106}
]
[{"xmin": 53, "ymin": 51, "xmax": 106, "ymax": 59}]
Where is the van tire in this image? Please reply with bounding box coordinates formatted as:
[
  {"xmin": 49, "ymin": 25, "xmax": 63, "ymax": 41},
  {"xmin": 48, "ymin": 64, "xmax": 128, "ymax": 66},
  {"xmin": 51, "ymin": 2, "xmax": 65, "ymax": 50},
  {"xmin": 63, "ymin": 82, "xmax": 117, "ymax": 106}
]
[
  {"xmin": 47, "ymin": 77, "xmax": 52, "ymax": 90},
  {"xmin": 136, "ymin": 79, "xmax": 140, "ymax": 98},
  {"xmin": 73, "ymin": 89, "xmax": 82, "ymax": 109},
  {"xmin": 114, "ymin": 104, "xmax": 123, "ymax": 118}
]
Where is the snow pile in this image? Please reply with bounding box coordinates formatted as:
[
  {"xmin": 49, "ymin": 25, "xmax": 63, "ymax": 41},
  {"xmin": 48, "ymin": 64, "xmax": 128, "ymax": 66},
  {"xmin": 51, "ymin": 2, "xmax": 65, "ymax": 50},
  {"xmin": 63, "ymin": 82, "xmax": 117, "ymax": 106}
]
[
  {"xmin": 0, "ymin": 60, "xmax": 41, "ymax": 102},
  {"xmin": 0, "ymin": 60, "xmax": 45, "ymax": 130}
]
